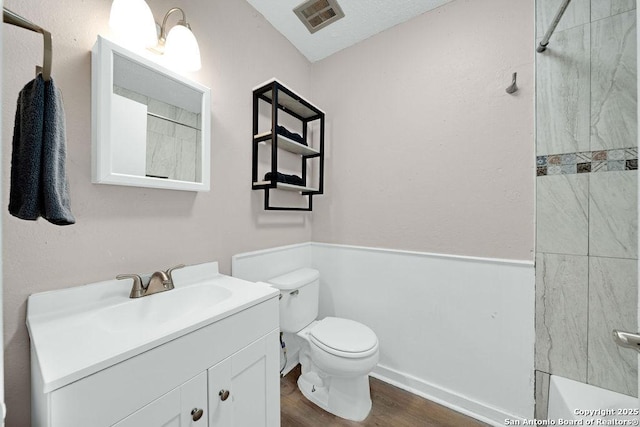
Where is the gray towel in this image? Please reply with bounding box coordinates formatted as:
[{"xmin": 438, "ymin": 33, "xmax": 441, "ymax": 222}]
[
  {"xmin": 9, "ymin": 75, "xmax": 75, "ymax": 225},
  {"xmin": 9, "ymin": 76, "xmax": 44, "ymax": 220}
]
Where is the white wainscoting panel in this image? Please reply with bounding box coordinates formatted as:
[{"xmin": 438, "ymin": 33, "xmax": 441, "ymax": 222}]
[
  {"xmin": 232, "ymin": 242, "xmax": 535, "ymax": 424},
  {"xmin": 232, "ymin": 242, "xmax": 312, "ymax": 282}
]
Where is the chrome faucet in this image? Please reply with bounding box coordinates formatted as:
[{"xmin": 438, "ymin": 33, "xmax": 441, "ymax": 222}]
[{"xmin": 117, "ymin": 264, "xmax": 185, "ymax": 298}]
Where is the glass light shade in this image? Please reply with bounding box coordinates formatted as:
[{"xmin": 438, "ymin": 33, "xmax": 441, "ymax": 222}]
[
  {"xmin": 164, "ymin": 25, "xmax": 202, "ymax": 71},
  {"xmin": 109, "ymin": 0, "xmax": 158, "ymax": 49}
]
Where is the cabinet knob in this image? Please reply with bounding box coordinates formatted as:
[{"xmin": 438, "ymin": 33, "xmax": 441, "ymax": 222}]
[
  {"xmin": 191, "ymin": 408, "xmax": 204, "ymax": 421},
  {"xmin": 219, "ymin": 389, "xmax": 230, "ymax": 401}
]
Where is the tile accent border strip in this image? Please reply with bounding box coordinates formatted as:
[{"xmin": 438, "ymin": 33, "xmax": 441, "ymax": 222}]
[{"xmin": 537, "ymin": 148, "xmax": 638, "ymax": 176}]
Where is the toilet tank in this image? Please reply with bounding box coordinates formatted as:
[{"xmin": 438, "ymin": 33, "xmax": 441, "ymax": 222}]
[{"xmin": 268, "ymin": 268, "xmax": 320, "ymax": 333}]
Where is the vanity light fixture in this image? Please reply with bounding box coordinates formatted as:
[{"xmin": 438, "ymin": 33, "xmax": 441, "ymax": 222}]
[
  {"xmin": 152, "ymin": 7, "xmax": 202, "ymax": 71},
  {"xmin": 108, "ymin": 0, "xmax": 157, "ymax": 49},
  {"xmin": 109, "ymin": 1, "xmax": 202, "ymax": 71}
]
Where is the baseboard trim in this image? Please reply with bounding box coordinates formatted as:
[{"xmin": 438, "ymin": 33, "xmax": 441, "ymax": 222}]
[{"xmin": 371, "ymin": 364, "xmax": 524, "ymax": 427}]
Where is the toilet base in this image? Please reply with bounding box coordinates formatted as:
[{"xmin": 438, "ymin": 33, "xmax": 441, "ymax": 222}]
[{"xmin": 297, "ymin": 371, "xmax": 372, "ymax": 422}]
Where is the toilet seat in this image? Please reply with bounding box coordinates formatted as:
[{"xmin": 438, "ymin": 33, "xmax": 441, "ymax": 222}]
[{"xmin": 309, "ymin": 317, "xmax": 378, "ymax": 359}]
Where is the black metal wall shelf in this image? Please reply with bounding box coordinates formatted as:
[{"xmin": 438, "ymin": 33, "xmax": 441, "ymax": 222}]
[
  {"xmin": 252, "ymin": 79, "xmax": 325, "ymax": 211},
  {"xmin": 254, "ymin": 132, "xmax": 320, "ymax": 156}
]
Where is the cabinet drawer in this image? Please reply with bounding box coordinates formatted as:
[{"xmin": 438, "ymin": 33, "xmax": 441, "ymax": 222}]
[{"xmin": 50, "ymin": 298, "xmax": 278, "ymax": 427}]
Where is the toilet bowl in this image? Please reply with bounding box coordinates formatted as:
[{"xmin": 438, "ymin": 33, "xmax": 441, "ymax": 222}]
[
  {"xmin": 269, "ymin": 268, "xmax": 379, "ymax": 422},
  {"xmin": 304, "ymin": 317, "xmax": 379, "ymax": 377}
]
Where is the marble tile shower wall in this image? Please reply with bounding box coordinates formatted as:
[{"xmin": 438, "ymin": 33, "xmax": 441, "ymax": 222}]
[{"xmin": 535, "ymin": 0, "xmax": 638, "ymax": 402}]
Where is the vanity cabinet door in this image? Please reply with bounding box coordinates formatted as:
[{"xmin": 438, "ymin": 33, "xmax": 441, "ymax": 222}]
[
  {"xmin": 179, "ymin": 371, "xmax": 208, "ymax": 426},
  {"xmin": 112, "ymin": 372, "xmax": 208, "ymax": 427},
  {"xmin": 208, "ymin": 330, "xmax": 280, "ymax": 427}
]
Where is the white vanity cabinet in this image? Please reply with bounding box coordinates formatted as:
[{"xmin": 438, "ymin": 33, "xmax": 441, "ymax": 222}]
[
  {"xmin": 28, "ymin": 263, "xmax": 281, "ymax": 427},
  {"xmin": 114, "ymin": 328, "xmax": 281, "ymax": 427},
  {"xmin": 113, "ymin": 372, "xmax": 207, "ymax": 427},
  {"xmin": 208, "ymin": 331, "xmax": 280, "ymax": 426}
]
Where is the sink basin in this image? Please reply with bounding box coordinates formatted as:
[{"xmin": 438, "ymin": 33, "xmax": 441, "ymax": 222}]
[
  {"xmin": 27, "ymin": 261, "xmax": 278, "ymax": 393},
  {"xmin": 94, "ymin": 282, "xmax": 233, "ymax": 334}
]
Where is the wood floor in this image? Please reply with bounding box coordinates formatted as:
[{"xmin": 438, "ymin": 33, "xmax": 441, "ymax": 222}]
[{"xmin": 281, "ymin": 365, "xmax": 490, "ymax": 427}]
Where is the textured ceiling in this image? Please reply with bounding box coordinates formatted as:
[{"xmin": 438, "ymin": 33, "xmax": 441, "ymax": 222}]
[{"xmin": 246, "ymin": 0, "xmax": 453, "ymax": 62}]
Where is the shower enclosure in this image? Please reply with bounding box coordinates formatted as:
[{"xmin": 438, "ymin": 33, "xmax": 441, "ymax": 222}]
[{"xmin": 534, "ymin": 0, "xmax": 639, "ymax": 417}]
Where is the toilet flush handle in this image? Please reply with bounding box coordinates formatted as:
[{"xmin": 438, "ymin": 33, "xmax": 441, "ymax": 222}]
[{"xmin": 290, "ymin": 290, "xmax": 299, "ymax": 296}]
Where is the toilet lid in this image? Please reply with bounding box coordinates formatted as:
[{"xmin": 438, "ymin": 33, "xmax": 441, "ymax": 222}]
[{"xmin": 309, "ymin": 317, "xmax": 378, "ymax": 355}]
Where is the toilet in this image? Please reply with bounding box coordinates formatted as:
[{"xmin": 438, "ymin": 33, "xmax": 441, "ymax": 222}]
[{"xmin": 268, "ymin": 268, "xmax": 379, "ymax": 422}]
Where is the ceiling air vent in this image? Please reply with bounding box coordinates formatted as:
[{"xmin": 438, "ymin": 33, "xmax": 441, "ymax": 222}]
[{"xmin": 294, "ymin": 0, "xmax": 345, "ymax": 34}]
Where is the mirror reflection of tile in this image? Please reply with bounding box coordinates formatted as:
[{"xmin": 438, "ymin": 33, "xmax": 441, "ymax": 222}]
[{"xmin": 114, "ymin": 85, "xmax": 201, "ymax": 182}]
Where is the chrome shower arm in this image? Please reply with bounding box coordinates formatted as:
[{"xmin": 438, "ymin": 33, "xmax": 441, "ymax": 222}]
[{"xmin": 537, "ymin": 0, "xmax": 572, "ymax": 53}]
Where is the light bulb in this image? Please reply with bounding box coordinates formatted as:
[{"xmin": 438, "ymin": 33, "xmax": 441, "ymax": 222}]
[
  {"xmin": 164, "ymin": 25, "xmax": 202, "ymax": 71},
  {"xmin": 109, "ymin": 0, "xmax": 158, "ymax": 49}
]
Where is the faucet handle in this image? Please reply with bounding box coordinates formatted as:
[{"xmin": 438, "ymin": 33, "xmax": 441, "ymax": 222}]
[
  {"xmin": 116, "ymin": 274, "xmax": 145, "ymax": 298},
  {"xmin": 165, "ymin": 264, "xmax": 185, "ymax": 290}
]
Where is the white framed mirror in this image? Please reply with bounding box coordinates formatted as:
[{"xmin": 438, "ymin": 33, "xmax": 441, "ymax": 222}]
[{"xmin": 91, "ymin": 36, "xmax": 211, "ymax": 191}]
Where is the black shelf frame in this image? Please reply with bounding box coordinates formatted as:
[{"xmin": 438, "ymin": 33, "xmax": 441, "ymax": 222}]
[{"xmin": 252, "ymin": 80, "xmax": 325, "ymax": 211}]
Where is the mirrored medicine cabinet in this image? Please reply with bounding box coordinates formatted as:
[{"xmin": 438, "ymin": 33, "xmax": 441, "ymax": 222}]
[{"xmin": 91, "ymin": 36, "xmax": 211, "ymax": 191}]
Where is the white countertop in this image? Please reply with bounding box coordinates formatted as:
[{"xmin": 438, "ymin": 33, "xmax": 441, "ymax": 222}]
[{"xmin": 27, "ymin": 262, "xmax": 278, "ymax": 393}]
